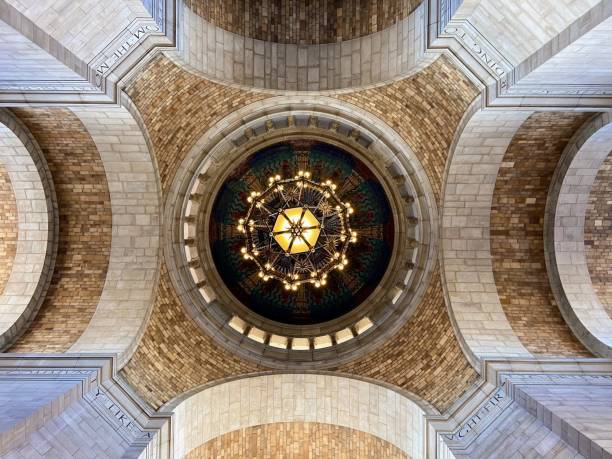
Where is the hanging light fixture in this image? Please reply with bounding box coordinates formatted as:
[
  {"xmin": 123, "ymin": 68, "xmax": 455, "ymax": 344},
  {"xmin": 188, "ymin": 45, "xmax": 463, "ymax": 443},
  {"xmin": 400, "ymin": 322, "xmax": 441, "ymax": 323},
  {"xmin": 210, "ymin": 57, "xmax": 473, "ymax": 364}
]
[{"xmin": 237, "ymin": 171, "xmax": 356, "ymax": 291}]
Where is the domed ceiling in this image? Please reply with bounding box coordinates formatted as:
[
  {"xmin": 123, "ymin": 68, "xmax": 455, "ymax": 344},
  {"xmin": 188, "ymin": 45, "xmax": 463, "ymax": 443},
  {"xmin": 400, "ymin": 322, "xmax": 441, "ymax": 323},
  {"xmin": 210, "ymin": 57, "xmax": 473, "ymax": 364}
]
[{"xmin": 209, "ymin": 140, "xmax": 394, "ymax": 325}]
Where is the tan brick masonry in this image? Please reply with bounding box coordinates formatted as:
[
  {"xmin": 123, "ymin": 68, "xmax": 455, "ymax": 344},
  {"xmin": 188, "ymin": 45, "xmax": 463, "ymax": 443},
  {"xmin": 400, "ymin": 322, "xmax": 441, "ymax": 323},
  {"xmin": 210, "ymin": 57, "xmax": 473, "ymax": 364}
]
[{"xmin": 9, "ymin": 108, "xmax": 112, "ymax": 352}]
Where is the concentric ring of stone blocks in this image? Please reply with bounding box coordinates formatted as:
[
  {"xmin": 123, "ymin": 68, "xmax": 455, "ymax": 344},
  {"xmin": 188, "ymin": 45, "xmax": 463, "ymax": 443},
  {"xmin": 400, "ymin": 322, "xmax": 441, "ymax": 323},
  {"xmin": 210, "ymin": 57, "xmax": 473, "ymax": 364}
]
[
  {"xmin": 442, "ymin": 109, "xmax": 533, "ymax": 362},
  {"xmin": 67, "ymin": 106, "xmax": 161, "ymax": 366},
  {"xmin": 187, "ymin": 423, "xmax": 409, "ymax": 458},
  {"xmin": 0, "ymin": 109, "xmax": 57, "ymax": 350},
  {"xmin": 165, "ymin": 96, "xmax": 438, "ymax": 369},
  {"xmin": 190, "ymin": 125, "xmax": 409, "ymax": 352},
  {"xmin": 167, "ymin": 373, "xmax": 427, "ymax": 459},
  {"xmin": 178, "ymin": 1, "xmax": 427, "ymax": 90},
  {"xmin": 545, "ymin": 112, "xmax": 612, "ymax": 358}
]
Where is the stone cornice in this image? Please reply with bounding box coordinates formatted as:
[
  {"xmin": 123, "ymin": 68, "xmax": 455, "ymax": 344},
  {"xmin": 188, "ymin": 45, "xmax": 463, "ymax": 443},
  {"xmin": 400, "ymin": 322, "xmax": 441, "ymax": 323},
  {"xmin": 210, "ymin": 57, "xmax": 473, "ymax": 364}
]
[
  {"xmin": 0, "ymin": 354, "xmax": 172, "ymax": 458},
  {"xmin": 426, "ymin": 358, "xmax": 612, "ymax": 458},
  {"xmin": 427, "ymin": 0, "xmax": 612, "ymax": 108}
]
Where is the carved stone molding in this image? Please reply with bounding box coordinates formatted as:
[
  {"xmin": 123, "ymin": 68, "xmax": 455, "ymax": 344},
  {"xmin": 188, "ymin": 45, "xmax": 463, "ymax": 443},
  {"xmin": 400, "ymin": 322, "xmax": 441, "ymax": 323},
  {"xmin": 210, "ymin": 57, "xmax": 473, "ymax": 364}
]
[
  {"xmin": 439, "ymin": 20, "xmax": 514, "ymax": 93},
  {"xmin": 428, "ymin": 0, "xmax": 612, "ymax": 108},
  {"xmin": 0, "ymin": 355, "xmax": 171, "ymax": 458},
  {"xmin": 0, "ymin": 1, "xmax": 176, "ymax": 105},
  {"xmin": 426, "ymin": 358, "xmax": 612, "ymax": 458}
]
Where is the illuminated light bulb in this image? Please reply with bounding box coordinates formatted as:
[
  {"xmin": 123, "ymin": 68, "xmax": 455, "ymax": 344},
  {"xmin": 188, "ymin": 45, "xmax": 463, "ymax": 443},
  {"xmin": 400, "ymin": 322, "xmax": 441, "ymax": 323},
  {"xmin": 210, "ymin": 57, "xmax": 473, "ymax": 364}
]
[
  {"xmin": 240, "ymin": 172, "xmax": 352, "ymax": 289},
  {"xmin": 241, "ymin": 247, "xmax": 247, "ymax": 254},
  {"xmin": 239, "ymin": 218, "xmax": 245, "ymax": 224}
]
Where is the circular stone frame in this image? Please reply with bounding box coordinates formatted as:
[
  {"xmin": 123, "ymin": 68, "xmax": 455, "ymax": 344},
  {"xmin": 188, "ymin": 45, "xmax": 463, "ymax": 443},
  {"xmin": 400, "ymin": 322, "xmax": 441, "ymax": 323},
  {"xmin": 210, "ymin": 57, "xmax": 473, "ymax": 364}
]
[
  {"xmin": 165, "ymin": 97, "xmax": 438, "ymax": 369},
  {"xmin": 205, "ymin": 139, "xmax": 397, "ymax": 327}
]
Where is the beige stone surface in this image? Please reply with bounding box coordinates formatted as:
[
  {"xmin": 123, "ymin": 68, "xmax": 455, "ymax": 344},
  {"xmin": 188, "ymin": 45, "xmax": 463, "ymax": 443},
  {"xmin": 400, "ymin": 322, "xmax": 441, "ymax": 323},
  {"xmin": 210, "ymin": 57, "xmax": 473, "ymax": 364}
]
[
  {"xmin": 8, "ymin": 108, "xmax": 112, "ymax": 353},
  {"xmin": 172, "ymin": 374, "xmax": 425, "ymax": 458},
  {"xmin": 0, "ymin": 118, "xmax": 52, "ymax": 348},
  {"xmin": 443, "ymin": 109, "xmax": 532, "ymax": 359},
  {"xmin": 0, "ymin": 163, "xmax": 17, "ymax": 296},
  {"xmin": 122, "ymin": 54, "xmax": 479, "ymax": 413},
  {"xmin": 68, "ymin": 106, "xmax": 160, "ymax": 363},
  {"xmin": 185, "ymin": 422, "xmax": 411, "ymax": 459},
  {"xmin": 585, "ymin": 153, "xmax": 612, "ymax": 317},
  {"xmin": 490, "ymin": 111, "xmax": 591, "ymax": 357}
]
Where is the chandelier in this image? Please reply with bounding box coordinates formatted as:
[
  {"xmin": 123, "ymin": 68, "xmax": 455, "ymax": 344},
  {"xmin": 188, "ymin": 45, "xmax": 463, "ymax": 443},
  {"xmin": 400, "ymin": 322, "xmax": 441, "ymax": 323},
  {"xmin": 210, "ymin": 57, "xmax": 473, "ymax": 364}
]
[{"xmin": 237, "ymin": 171, "xmax": 356, "ymax": 291}]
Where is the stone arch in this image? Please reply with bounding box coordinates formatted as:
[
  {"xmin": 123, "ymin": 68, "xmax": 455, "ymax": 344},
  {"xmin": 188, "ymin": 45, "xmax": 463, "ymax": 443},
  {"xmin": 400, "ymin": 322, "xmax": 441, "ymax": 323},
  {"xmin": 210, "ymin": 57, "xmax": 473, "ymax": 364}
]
[
  {"xmin": 442, "ymin": 108, "xmax": 533, "ymax": 361},
  {"xmin": 66, "ymin": 106, "xmax": 162, "ymax": 366},
  {"xmin": 545, "ymin": 112, "xmax": 612, "ymax": 357},
  {"xmin": 0, "ymin": 109, "xmax": 57, "ymax": 350},
  {"xmin": 165, "ymin": 372, "xmax": 429, "ymax": 458}
]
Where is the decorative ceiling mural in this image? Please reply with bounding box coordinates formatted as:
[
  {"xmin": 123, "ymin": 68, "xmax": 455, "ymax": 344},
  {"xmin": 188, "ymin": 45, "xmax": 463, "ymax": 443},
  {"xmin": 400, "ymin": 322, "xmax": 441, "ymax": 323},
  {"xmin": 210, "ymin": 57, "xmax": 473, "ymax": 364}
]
[{"xmin": 209, "ymin": 140, "xmax": 394, "ymax": 325}]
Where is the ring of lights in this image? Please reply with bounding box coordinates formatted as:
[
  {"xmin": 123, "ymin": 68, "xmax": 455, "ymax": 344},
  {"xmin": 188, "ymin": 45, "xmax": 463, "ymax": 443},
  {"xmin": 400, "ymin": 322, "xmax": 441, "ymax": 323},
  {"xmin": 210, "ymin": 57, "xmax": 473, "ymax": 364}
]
[
  {"xmin": 209, "ymin": 140, "xmax": 394, "ymax": 326},
  {"xmin": 166, "ymin": 97, "xmax": 438, "ymax": 368},
  {"xmin": 239, "ymin": 172, "xmax": 356, "ymax": 291}
]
